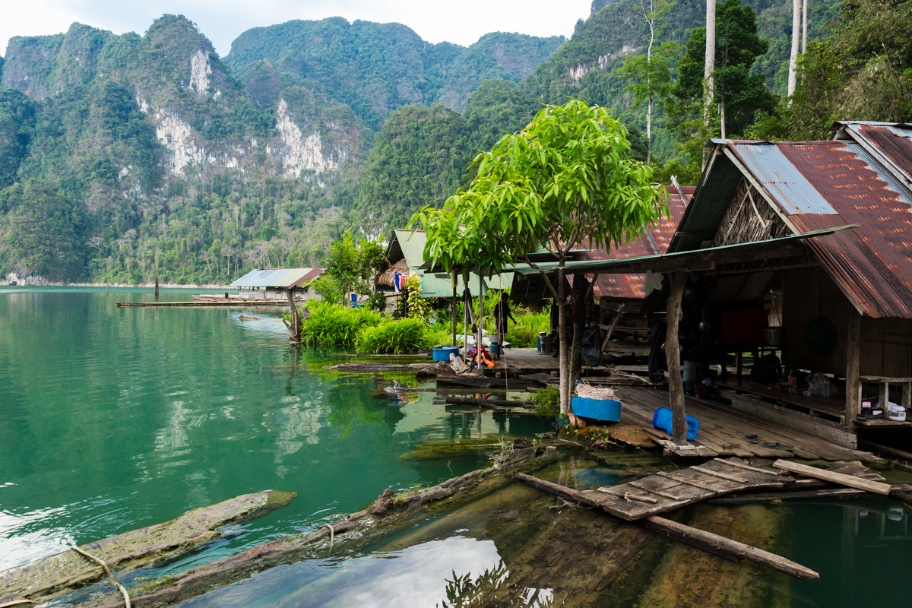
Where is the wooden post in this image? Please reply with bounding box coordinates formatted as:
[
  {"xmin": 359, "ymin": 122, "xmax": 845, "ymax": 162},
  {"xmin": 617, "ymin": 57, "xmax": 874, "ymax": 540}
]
[
  {"xmin": 287, "ymin": 288, "xmax": 300, "ymax": 344},
  {"xmin": 452, "ymin": 270, "xmax": 457, "ymax": 347},
  {"xmin": 477, "ymin": 271, "xmax": 485, "ymax": 369},
  {"xmin": 666, "ymin": 271, "xmax": 688, "ymax": 445},
  {"xmin": 846, "ymin": 310, "xmax": 861, "ymax": 426},
  {"xmin": 154, "ymin": 277, "xmax": 160, "ymax": 300}
]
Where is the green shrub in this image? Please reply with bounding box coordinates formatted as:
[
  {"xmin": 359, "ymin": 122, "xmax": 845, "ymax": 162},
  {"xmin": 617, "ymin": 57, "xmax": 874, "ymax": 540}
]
[
  {"xmin": 529, "ymin": 385, "xmax": 560, "ymax": 418},
  {"xmin": 301, "ymin": 302, "xmax": 382, "ymax": 347},
  {"xmin": 356, "ymin": 318, "xmax": 430, "ymax": 354},
  {"xmin": 424, "ymin": 324, "xmax": 454, "ymax": 347}
]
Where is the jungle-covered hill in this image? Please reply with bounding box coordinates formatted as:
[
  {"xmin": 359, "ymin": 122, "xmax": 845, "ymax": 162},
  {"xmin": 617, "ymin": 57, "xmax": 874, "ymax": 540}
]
[{"xmin": 2, "ymin": 0, "xmax": 907, "ymax": 284}]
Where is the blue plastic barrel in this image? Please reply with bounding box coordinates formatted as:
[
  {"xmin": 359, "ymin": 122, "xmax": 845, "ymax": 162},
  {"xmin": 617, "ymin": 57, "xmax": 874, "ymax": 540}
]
[
  {"xmin": 432, "ymin": 345, "xmax": 460, "ymax": 362},
  {"xmin": 652, "ymin": 407, "xmax": 700, "ymax": 440},
  {"xmin": 571, "ymin": 396, "xmax": 622, "ymax": 422},
  {"xmin": 489, "ymin": 342, "xmax": 501, "ymax": 356}
]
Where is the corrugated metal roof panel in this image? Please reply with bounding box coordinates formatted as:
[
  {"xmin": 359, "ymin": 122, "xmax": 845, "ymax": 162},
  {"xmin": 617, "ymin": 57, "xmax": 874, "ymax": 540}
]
[
  {"xmin": 729, "ymin": 143, "xmax": 837, "ymax": 215},
  {"xmin": 578, "ymin": 186, "xmax": 691, "ymax": 299},
  {"xmin": 721, "ymin": 138, "xmax": 912, "ymax": 319},
  {"xmin": 230, "ymin": 268, "xmax": 323, "ymax": 288},
  {"xmin": 843, "ymin": 123, "xmax": 912, "ymax": 184}
]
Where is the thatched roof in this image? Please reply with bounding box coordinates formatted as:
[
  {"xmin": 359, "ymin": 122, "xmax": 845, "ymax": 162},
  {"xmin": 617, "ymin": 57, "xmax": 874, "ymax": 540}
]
[{"xmin": 377, "ymin": 258, "xmax": 408, "ymax": 288}]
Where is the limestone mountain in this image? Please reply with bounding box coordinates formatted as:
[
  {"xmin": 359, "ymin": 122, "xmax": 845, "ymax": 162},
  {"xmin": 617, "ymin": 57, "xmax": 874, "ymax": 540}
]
[
  {"xmin": 0, "ymin": 15, "xmax": 562, "ymax": 283},
  {"xmin": 224, "ymin": 18, "xmax": 564, "ymax": 126}
]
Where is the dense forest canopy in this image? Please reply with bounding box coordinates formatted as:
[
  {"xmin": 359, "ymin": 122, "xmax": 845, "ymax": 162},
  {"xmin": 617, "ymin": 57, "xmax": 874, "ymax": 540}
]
[{"xmin": 0, "ymin": 0, "xmax": 907, "ymax": 284}]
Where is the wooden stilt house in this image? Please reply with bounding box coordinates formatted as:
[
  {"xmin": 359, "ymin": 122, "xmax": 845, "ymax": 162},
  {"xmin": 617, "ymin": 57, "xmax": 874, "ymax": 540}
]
[{"xmin": 540, "ymin": 123, "xmax": 912, "ymax": 448}]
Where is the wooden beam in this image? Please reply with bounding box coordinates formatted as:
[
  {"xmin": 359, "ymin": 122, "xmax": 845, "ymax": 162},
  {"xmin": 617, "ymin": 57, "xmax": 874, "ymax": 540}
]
[
  {"xmin": 514, "ymin": 472, "xmax": 820, "ymax": 580},
  {"xmin": 713, "ymin": 458, "xmax": 787, "ymax": 477},
  {"xmin": 846, "ymin": 311, "xmax": 861, "ymax": 424},
  {"xmin": 708, "ymin": 488, "xmax": 864, "ymax": 505},
  {"xmin": 772, "ymin": 460, "xmax": 892, "ymax": 495}
]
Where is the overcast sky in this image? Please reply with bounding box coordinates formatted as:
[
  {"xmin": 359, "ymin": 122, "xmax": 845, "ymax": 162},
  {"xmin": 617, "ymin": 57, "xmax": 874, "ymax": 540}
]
[{"xmin": 0, "ymin": 0, "xmax": 593, "ymax": 58}]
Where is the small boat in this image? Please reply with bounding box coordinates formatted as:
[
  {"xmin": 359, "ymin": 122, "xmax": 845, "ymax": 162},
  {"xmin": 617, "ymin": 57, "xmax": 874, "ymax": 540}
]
[{"xmin": 238, "ymin": 314, "xmax": 262, "ymax": 321}]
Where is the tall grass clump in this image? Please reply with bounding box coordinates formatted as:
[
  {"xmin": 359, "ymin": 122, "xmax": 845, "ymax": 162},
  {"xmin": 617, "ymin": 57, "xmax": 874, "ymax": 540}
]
[
  {"xmin": 424, "ymin": 325, "xmax": 454, "ymax": 348},
  {"xmin": 301, "ymin": 302, "xmax": 382, "ymax": 347},
  {"xmin": 356, "ymin": 318, "xmax": 430, "ymax": 354},
  {"xmin": 509, "ymin": 309, "xmax": 550, "ymax": 347}
]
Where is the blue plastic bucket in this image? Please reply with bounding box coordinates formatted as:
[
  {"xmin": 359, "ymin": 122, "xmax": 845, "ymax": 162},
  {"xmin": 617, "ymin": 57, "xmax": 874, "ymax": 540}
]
[
  {"xmin": 432, "ymin": 345, "xmax": 460, "ymax": 362},
  {"xmin": 489, "ymin": 342, "xmax": 501, "ymax": 356},
  {"xmin": 571, "ymin": 396, "xmax": 622, "ymax": 422},
  {"xmin": 652, "ymin": 407, "xmax": 700, "ymax": 440}
]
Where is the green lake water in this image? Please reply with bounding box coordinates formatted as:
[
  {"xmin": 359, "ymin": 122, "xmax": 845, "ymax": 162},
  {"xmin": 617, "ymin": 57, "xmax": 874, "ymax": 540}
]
[
  {"xmin": 3, "ymin": 288, "xmax": 912, "ymax": 607},
  {"xmin": 0, "ymin": 288, "xmax": 545, "ymax": 575}
]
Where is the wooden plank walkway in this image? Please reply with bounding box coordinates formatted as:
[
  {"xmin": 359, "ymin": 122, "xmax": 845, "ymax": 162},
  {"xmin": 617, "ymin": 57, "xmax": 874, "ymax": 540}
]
[
  {"xmin": 613, "ymin": 386, "xmax": 879, "ymax": 463},
  {"xmin": 527, "ymin": 458, "xmax": 794, "ymax": 521}
]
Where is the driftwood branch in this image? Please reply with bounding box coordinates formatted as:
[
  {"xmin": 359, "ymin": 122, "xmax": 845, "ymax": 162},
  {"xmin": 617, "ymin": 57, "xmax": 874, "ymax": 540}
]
[{"xmin": 70, "ymin": 546, "xmax": 132, "ymax": 608}]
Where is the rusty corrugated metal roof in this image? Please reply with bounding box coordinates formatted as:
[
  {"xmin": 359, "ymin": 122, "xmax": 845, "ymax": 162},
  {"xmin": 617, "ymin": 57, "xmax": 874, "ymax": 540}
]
[
  {"xmin": 836, "ymin": 122, "xmax": 912, "ymax": 186},
  {"xmin": 581, "ymin": 186, "xmax": 691, "ymax": 299},
  {"xmin": 724, "ymin": 139, "xmax": 912, "ymax": 319}
]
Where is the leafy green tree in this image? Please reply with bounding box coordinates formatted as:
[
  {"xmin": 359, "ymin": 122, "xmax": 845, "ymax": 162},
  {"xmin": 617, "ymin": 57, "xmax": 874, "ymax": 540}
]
[
  {"xmin": 412, "ymin": 100, "xmax": 665, "ymax": 417},
  {"xmin": 323, "ymin": 230, "xmax": 387, "ymax": 304},
  {"xmin": 618, "ymin": 0, "xmax": 678, "ymax": 164},
  {"xmin": 669, "ymin": 0, "xmax": 775, "ymax": 178},
  {"xmin": 751, "ymin": 0, "xmax": 912, "ymax": 140}
]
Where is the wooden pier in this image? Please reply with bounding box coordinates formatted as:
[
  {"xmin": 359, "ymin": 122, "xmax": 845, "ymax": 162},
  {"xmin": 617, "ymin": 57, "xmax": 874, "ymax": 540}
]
[{"xmin": 116, "ymin": 300, "xmax": 286, "ymax": 308}]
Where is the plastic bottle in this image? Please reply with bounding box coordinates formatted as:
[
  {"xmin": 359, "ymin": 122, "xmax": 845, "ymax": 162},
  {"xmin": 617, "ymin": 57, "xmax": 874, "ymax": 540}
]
[{"xmin": 788, "ymin": 370, "xmax": 797, "ymax": 395}]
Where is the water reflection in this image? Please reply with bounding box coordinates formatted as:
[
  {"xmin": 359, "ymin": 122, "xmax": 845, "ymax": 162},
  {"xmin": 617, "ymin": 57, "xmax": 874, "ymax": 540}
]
[
  {"xmin": 181, "ymin": 537, "xmax": 506, "ymax": 608},
  {"xmin": 0, "ymin": 507, "xmax": 73, "ymax": 571}
]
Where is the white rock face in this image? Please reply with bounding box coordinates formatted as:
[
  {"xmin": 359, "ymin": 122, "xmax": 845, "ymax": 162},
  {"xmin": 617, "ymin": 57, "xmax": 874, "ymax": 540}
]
[
  {"xmin": 188, "ymin": 50, "xmax": 212, "ymax": 97},
  {"xmin": 274, "ymin": 99, "xmax": 339, "ymax": 178},
  {"xmin": 154, "ymin": 109, "xmax": 245, "ymax": 175},
  {"xmin": 156, "ymin": 110, "xmax": 206, "ymax": 175}
]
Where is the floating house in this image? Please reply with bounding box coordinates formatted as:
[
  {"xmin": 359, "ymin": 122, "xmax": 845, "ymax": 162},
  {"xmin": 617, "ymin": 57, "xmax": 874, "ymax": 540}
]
[{"xmin": 229, "ymin": 268, "xmax": 324, "ymax": 300}]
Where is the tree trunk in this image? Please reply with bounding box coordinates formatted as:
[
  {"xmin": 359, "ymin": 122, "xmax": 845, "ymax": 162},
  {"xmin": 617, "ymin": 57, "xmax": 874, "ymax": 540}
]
[
  {"xmin": 703, "ymin": 0, "xmax": 717, "ymax": 128},
  {"xmin": 787, "ymin": 0, "xmax": 801, "ymax": 99},
  {"xmin": 665, "ymin": 272, "xmax": 688, "ymax": 445},
  {"xmin": 801, "ymin": 0, "xmax": 808, "ymax": 54},
  {"xmin": 647, "ymin": 98, "xmax": 653, "ymax": 164},
  {"xmin": 720, "ymin": 97, "xmax": 726, "ymax": 139},
  {"xmin": 557, "ymin": 266, "xmax": 571, "ymax": 416}
]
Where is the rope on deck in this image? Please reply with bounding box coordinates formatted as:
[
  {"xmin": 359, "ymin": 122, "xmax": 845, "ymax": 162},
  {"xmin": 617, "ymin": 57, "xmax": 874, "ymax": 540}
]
[{"xmin": 70, "ymin": 545, "xmax": 132, "ymax": 608}]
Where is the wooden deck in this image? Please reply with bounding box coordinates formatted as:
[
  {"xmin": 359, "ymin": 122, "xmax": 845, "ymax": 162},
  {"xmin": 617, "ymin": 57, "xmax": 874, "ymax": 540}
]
[
  {"xmin": 579, "ymin": 458, "xmax": 793, "ymax": 521},
  {"xmin": 613, "ymin": 386, "xmax": 879, "ymax": 463}
]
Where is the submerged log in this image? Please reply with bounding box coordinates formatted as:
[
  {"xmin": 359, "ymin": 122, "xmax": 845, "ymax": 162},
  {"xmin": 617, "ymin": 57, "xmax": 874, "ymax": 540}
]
[
  {"xmin": 444, "ymin": 396, "xmax": 530, "ymax": 410},
  {"xmin": 84, "ymin": 449, "xmax": 560, "ymax": 608},
  {"xmin": 772, "ymin": 459, "xmax": 892, "ymax": 495},
  {"xmin": 514, "ymin": 473, "xmax": 819, "ymax": 580},
  {"xmin": 0, "ymin": 490, "xmax": 296, "ymax": 603}
]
